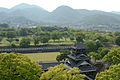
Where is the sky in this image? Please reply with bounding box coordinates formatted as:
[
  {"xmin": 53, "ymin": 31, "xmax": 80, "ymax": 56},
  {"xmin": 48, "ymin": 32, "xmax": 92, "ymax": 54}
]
[{"xmin": 0, "ymin": 0, "xmax": 120, "ymax": 12}]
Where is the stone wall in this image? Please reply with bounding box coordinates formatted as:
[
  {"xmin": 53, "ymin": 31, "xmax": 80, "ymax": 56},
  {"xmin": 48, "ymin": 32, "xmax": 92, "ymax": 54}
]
[{"xmin": 0, "ymin": 44, "xmax": 73, "ymax": 53}]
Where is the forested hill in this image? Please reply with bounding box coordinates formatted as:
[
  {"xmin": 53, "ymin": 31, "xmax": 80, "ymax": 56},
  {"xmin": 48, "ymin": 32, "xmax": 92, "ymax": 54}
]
[{"xmin": 1, "ymin": 3, "xmax": 120, "ymax": 28}]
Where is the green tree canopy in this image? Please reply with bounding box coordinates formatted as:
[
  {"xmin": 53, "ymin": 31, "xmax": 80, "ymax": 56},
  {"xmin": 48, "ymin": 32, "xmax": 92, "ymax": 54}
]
[
  {"xmin": 51, "ymin": 31, "xmax": 61, "ymax": 41},
  {"xmin": 33, "ymin": 36, "xmax": 40, "ymax": 46},
  {"xmin": 40, "ymin": 64, "xmax": 85, "ymax": 80},
  {"xmin": 20, "ymin": 37, "xmax": 31, "ymax": 48},
  {"xmin": 95, "ymin": 64, "xmax": 120, "ymax": 80},
  {"xmin": 97, "ymin": 47, "xmax": 109, "ymax": 59},
  {"xmin": 104, "ymin": 47, "xmax": 120, "ymax": 65},
  {"xmin": 19, "ymin": 28, "xmax": 28, "ymax": 36},
  {"xmin": 94, "ymin": 35, "xmax": 108, "ymax": 42},
  {"xmin": 75, "ymin": 33, "xmax": 85, "ymax": 39},
  {"xmin": 56, "ymin": 50, "xmax": 71, "ymax": 62},
  {"xmin": 70, "ymin": 36, "xmax": 74, "ymax": 41},
  {"xmin": 76, "ymin": 35, "xmax": 83, "ymax": 43},
  {"xmin": 61, "ymin": 32, "xmax": 69, "ymax": 40},
  {"xmin": 115, "ymin": 36, "xmax": 120, "ymax": 46},
  {"xmin": 88, "ymin": 47, "xmax": 109, "ymax": 60},
  {"xmin": 40, "ymin": 36, "xmax": 50, "ymax": 43},
  {"xmin": 0, "ymin": 23, "xmax": 9, "ymax": 28},
  {"xmin": 113, "ymin": 31, "xmax": 120, "ymax": 37},
  {"xmin": 6, "ymin": 38, "xmax": 14, "ymax": 44},
  {"xmin": 88, "ymin": 52, "xmax": 101, "ymax": 60},
  {"xmin": 6, "ymin": 31, "xmax": 16, "ymax": 38},
  {"xmin": 95, "ymin": 40, "xmax": 103, "ymax": 49},
  {"xmin": 0, "ymin": 36, "xmax": 3, "ymax": 42},
  {"xmin": 0, "ymin": 53, "xmax": 43, "ymax": 80},
  {"xmin": 85, "ymin": 40, "xmax": 97, "ymax": 52}
]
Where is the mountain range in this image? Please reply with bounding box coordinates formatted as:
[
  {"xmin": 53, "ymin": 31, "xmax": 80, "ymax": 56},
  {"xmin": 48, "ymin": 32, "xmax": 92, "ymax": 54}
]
[{"xmin": 1, "ymin": 3, "xmax": 120, "ymax": 28}]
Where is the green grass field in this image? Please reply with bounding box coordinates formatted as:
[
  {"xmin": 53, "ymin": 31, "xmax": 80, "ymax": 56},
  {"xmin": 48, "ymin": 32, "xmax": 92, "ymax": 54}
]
[{"xmin": 23, "ymin": 52, "xmax": 60, "ymax": 62}]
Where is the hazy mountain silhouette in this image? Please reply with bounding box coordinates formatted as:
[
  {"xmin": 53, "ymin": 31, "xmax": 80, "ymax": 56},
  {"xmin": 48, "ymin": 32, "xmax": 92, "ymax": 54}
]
[
  {"xmin": 1, "ymin": 3, "xmax": 120, "ymax": 27},
  {"xmin": 80, "ymin": 14, "xmax": 120, "ymax": 25},
  {"xmin": 9, "ymin": 3, "xmax": 50, "ymax": 22},
  {"xmin": 11, "ymin": 3, "xmax": 40, "ymax": 10},
  {"xmin": 45, "ymin": 5, "xmax": 83, "ymax": 24},
  {"xmin": 0, "ymin": 7, "xmax": 8, "ymax": 12}
]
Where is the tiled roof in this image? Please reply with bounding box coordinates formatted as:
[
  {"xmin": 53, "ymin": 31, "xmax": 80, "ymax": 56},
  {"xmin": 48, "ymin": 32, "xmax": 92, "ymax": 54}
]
[
  {"xmin": 73, "ymin": 43, "xmax": 87, "ymax": 49},
  {"xmin": 39, "ymin": 62, "xmax": 63, "ymax": 70}
]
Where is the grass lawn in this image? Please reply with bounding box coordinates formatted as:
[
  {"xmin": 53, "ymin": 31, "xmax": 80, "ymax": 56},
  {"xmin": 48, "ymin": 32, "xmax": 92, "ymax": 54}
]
[{"xmin": 23, "ymin": 52, "xmax": 60, "ymax": 62}]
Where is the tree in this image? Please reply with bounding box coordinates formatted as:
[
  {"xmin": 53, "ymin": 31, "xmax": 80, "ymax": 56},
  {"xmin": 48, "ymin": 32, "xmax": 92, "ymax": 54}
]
[
  {"xmin": 113, "ymin": 31, "xmax": 120, "ymax": 37},
  {"xmin": 104, "ymin": 47, "xmax": 120, "ymax": 65},
  {"xmin": 51, "ymin": 31, "xmax": 61, "ymax": 41},
  {"xmin": 56, "ymin": 55, "xmax": 63, "ymax": 62},
  {"xmin": 15, "ymin": 38, "xmax": 19, "ymax": 44},
  {"xmin": 95, "ymin": 64, "xmax": 120, "ymax": 80},
  {"xmin": 61, "ymin": 32, "xmax": 69, "ymax": 41},
  {"xmin": 0, "ymin": 23, "xmax": 9, "ymax": 28},
  {"xmin": 40, "ymin": 64, "xmax": 85, "ymax": 80},
  {"xmin": 88, "ymin": 52, "xmax": 101, "ymax": 60},
  {"xmin": 6, "ymin": 31, "xmax": 16, "ymax": 38},
  {"xmin": 6, "ymin": 38, "xmax": 14, "ymax": 44},
  {"xmin": 97, "ymin": 47, "xmax": 109, "ymax": 59},
  {"xmin": 37, "ymin": 32, "xmax": 50, "ymax": 37},
  {"xmin": 75, "ymin": 33, "xmax": 85, "ymax": 39},
  {"xmin": 94, "ymin": 35, "xmax": 108, "ymax": 42},
  {"xmin": 0, "ymin": 53, "xmax": 43, "ymax": 80},
  {"xmin": 0, "ymin": 37, "xmax": 3, "ymax": 43},
  {"xmin": 40, "ymin": 36, "xmax": 50, "ymax": 44},
  {"xmin": 85, "ymin": 40, "xmax": 103, "ymax": 52},
  {"xmin": 95, "ymin": 40, "xmax": 103, "ymax": 49},
  {"xmin": 88, "ymin": 47, "xmax": 109, "ymax": 60},
  {"xmin": 19, "ymin": 28, "xmax": 28, "ymax": 36},
  {"xmin": 85, "ymin": 40, "xmax": 97, "ymax": 52},
  {"xmin": 75, "ymin": 33, "xmax": 85, "ymax": 43},
  {"xmin": 70, "ymin": 36, "xmax": 74, "ymax": 41},
  {"xmin": 115, "ymin": 36, "xmax": 120, "ymax": 46},
  {"xmin": 20, "ymin": 38, "xmax": 31, "ymax": 48},
  {"xmin": 76, "ymin": 35, "xmax": 83, "ymax": 43},
  {"xmin": 11, "ymin": 43, "xmax": 16, "ymax": 48},
  {"xmin": 56, "ymin": 50, "xmax": 71, "ymax": 62},
  {"xmin": 5, "ymin": 31, "xmax": 16, "ymax": 45},
  {"xmin": 15, "ymin": 38, "xmax": 19, "ymax": 42},
  {"xmin": 33, "ymin": 36, "xmax": 40, "ymax": 46},
  {"xmin": 0, "ymin": 31, "xmax": 6, "ymax": 37}
]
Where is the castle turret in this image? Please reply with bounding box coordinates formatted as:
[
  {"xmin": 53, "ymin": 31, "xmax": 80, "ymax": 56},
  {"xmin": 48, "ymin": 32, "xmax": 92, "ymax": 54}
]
[{"xmin": 65, "ymin": 43, "xmax": 96, "ymax": 80}]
